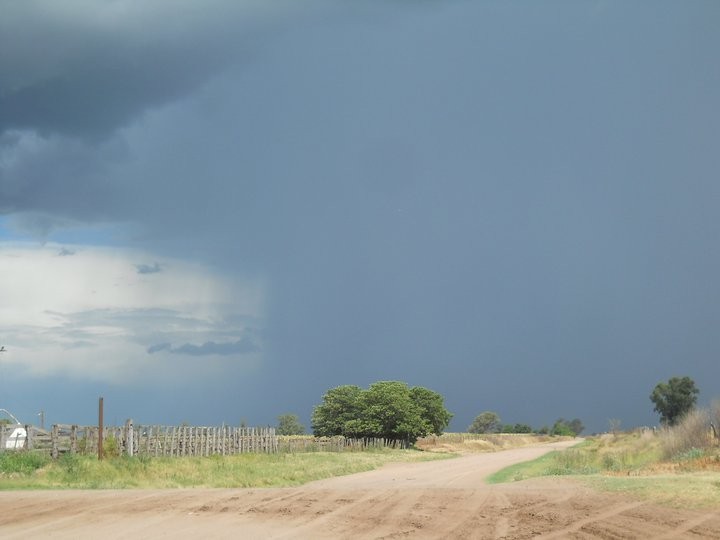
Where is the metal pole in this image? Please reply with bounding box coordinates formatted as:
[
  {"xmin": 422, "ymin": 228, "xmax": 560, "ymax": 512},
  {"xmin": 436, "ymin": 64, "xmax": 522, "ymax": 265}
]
[{"xmin": 98, "ymin": 397, "xmax": 104, "ymax": 460}]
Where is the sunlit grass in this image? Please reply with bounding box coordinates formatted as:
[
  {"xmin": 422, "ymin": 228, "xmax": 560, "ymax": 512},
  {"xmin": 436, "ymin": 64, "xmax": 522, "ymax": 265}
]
[
  {"xmin": 0, "ymin": 448, "xmax": 453, "ymax": 490},
  {"xmin": 585, "ymin": 475, "xmax": 720, "ymax": 509},
  {"xmin": 488, "ymin": 430, "xmax": 720, "ymax": 509}
]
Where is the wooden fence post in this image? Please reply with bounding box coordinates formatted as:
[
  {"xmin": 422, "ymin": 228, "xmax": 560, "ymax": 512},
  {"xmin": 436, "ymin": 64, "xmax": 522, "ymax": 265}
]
[
  {"xmin": 125, "ymin": 419, "xmax": 134, "ymax": 457},
  {"xmin": 24, "ymin": 425, "xmax": 33, "ymax": 450},
  {"xmin": 98, "ymin": 397, "xmax": 104, "ymax": 460},
  {"xmin": 51, "ymin": 424, "xmax": 59, "ymax": 460},
  {"xmin": 70, "ymin": 425, "xmax": 78, "ymax": 454}
]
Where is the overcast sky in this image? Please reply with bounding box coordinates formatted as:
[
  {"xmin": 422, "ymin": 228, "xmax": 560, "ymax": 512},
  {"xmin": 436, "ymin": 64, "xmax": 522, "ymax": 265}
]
[{"xmin": 1, "ymin": 0, "xmax": 718, "ymax": 433}]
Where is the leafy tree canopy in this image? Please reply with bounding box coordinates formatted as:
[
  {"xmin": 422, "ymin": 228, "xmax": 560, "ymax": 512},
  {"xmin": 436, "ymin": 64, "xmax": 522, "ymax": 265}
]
[
  {"xmin": 551, "ymin": 418, "xmax": 584, "ymax": 436},
  {"xmin": 310, "ymin": 385, "xmax": 363, "ymax": 437},
  {"xmin": 467, "ymin": 411, "xmax": 502, "ymax": 434},
  {"xmin": 650, "ymin": 376, "xmax": 699, "ymax": 426},
  {"xmin": 277, "ymin": 413, "xmax": 305, "ymax": 435},
  {"xmin": 311, "ymin": 381, "xmax": 452, "ymax": 443},
  {"xmin": 501, "ymin": 423, "xmax": 533, "ymax": 434}
]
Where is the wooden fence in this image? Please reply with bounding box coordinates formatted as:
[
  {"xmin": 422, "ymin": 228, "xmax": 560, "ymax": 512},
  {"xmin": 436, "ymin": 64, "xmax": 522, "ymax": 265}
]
[
  {"xmin": 2, "ymin": 422, "xmax": 408, "ymax": 458},
  {"xmin": 45, "ymin": 422, "xmax": 277, "ymax": 458}
]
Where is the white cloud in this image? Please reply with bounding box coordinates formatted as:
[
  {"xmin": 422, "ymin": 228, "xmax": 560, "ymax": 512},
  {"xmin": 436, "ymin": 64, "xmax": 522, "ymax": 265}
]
[{"xmin": 0, "ymin": 242, "xmax": 264, "ymax": 382}]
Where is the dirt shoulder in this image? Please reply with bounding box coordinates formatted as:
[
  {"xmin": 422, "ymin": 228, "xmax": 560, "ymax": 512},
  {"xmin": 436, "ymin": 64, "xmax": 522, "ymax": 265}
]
[{"xmin": 1, "ymin": 440, "xmax": 718, "ymax": 539}]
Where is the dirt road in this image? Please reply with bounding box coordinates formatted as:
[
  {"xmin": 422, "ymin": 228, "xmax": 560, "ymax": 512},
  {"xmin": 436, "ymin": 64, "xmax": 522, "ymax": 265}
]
[{"xmin": 1, "ymin": 440, "xmax": 718, "ymax": 539}]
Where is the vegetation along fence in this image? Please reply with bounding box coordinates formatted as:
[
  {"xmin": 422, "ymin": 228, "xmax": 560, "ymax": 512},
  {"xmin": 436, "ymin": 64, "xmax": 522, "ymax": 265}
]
[
  {"xmin": 277, "ymin": 435, "xmax": 409, "ymax": 452},
  {"xmin": 1, "ymin": 422, "xmax": 406, "ymax": 458}
]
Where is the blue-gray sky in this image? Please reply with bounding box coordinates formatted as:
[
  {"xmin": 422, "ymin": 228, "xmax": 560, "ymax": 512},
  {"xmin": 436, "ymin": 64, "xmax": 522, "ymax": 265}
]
[{"xmin": 1, "ymin": 0, "xmax": 719, "ymax": 433}]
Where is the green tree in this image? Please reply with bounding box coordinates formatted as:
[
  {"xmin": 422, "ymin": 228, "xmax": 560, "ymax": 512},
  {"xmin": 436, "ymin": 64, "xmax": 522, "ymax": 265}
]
[
  {"xmin": 277, "ymin": 414, "xmax": 305, "ymax": 435},
  {"xmin": 351, "ymin": 381, "xmax": 428, "ymax": 441},
  {"xmin": 468, "ymin": 411, "xmax": 501, "ymax": 434},
  {"xmin": 311, "ymin": 385, "xmax": 363, "ymax": 436},
  {"xmin": 650, "ymin": 376, "xmax": 699, "ymax": 426},
  {"xmin": 501, "ymin": 423, "xmax": 533, "ymax": 434},
  {"xmin": 551, "ymin": 418, "xmax": 584, "ymax": 436},
  {"xmin": 410, "ymin": 386, "xmax": 453, "ymax": 435},
  {"xmin": 568, "ymin": 418, "xmax": 584, "ymax": 436},
  {"xmin": 312, "ymin": 381, "xmax": 452, "ymax": 443}
]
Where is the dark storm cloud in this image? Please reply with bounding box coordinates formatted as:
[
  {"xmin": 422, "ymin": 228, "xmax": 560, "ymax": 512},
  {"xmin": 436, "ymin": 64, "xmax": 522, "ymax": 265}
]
[
  {"xmin": 0, "ymin": 0, "xmax": 301, "ymax": 225},
  {"xmin": 150, "ymin": 337, "xmax": 259, "ymax": 357},
  {"xmin": 135, "ymin": 262, "xmax": 162, "ymax": 275},
  {"xmin": 0, "ymin": 0, "xmax": 298, "ymax": 139},
  {"xmin": 2, "ymin": 0, "xmax": 720, "ymax": 432},
  {"xmin": 147, "ymin": 343, "xmax": 172, "ymax": 354}
]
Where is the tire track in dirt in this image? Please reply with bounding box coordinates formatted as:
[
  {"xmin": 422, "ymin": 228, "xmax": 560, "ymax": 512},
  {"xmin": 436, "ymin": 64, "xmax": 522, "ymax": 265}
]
[
  {"xmin": 538, "ymin": 500, "xmax": 645, "ymax": 538},
  {"xmin": 656, "ymin": 510, "xmax": 720, "ymax": 540}
]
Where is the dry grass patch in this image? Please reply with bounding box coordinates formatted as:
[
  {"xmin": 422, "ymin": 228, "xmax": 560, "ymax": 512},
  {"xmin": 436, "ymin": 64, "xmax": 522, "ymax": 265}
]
[
  {"xmin": 586, "ymin": 474, "xmax": 720, "ymax": 509},
  {"xmin": 416, "ymin": 433, "xmax": 564, "ymax": 454},
  {"xmin": 489, "ymin": 417, "xmax": 720, "ymax": 509}
]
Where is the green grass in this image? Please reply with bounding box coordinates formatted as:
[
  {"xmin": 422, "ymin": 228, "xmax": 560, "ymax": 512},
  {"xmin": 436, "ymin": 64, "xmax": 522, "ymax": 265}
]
[
  {"xmin": 0, "ymin": 451, "xmax": 51, "ymax": 475},
  {"xmin": 487, "ymin": 432, "xmax": 720, "ymax": 509},
  {"xmin": 487, "ymin": 451, "xmax": 570, "ymax": 483},
  {"xmin": 0, "ymin": 448, "xmax": 453, "ymax": 490},
  {"xmin": 585, "ymin": 475, "xmax": 720, "ymax": 509},
  {"xmin": 488, "ymin": 433, "xmax": 662, "ymax": 484}
]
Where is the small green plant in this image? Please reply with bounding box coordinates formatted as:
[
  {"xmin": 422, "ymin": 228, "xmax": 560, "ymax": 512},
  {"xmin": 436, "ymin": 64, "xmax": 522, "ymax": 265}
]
[
  {"xmin": 0, "ymin": 451, "xmax": 50, "ymax": 475},
  {"xmin": 58, "ymin": 452, "xmax": 82, "ymax": 475},
  {"xmin": 546, "ymin": 449, "xmax": 599, "ymax": 475},
  {"xmin": 77, "ymin": 436, "xmax": 88, "ymax": 454},
  {"xmin": 675, "ymin": 447, "xmax": 705, "ymax": 462},
  {"xmin": 103, "ymin": 436, "xmax": 120, "ymax": 458}
]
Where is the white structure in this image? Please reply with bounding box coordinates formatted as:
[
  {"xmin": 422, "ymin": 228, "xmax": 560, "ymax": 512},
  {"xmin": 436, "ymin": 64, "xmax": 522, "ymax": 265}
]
[{"xmin": 1, "ymin": 409, "xmax": 27, "ymax": 450}]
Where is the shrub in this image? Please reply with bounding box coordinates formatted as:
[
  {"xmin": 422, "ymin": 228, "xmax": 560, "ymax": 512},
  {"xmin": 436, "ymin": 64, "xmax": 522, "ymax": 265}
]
[
  {"xmin": 661, "ymin": 407, "xmax": 713, "ymax": 459},
  {"xmin": 0, "ymin": 451, "xmax": 50, "ymax": 475},
  {"xmin": 468, "ymin": 411, "xmax": 501, "ymax": 434},
  {"xmin": 277, "ymin": 414, "xmax": 305, "ymax": 436}
]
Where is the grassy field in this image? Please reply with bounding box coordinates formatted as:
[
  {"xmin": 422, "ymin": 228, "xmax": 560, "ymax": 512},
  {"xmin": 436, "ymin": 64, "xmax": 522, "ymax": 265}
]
[
  {"xmin": 488, "ymin": 429, "xmax": 720, "ymax": 509},
  {"xmin": 0, "ymin": 432, "xmax": 559, "ymax": 490},
  {"xmin": 0, "ymin": 448, "xmax": 453, "ymax": 490}
]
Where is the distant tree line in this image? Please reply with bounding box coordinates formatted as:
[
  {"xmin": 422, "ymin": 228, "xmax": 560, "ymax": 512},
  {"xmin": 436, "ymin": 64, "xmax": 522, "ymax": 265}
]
[
  {"xmin": 468, "ymin": 411, "xmax": 584, "ymax": 436},
  {"xmin": 280, "ymin": 375, "xmax": 702, "ymax": 441}
]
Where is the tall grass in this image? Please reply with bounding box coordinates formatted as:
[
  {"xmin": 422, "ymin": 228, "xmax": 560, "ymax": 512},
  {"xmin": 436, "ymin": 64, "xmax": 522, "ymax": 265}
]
[
  {"xmin": 490, "ymin": 402, "xmax": 720, "ymax": 494},
  {"xmin": 0, "ymin": 451, "xmax": 50, "ymax": 475},
  {"xmin": 488, "ymin": 431, "xmax": 662, "ymax": 483},
  {"xmin": 0, "ymin": 448, "xmax": 452, "ymax": 490},
  {"xmin": 661, "ymin": 406, "xmax": 720, "ymax": 459}
]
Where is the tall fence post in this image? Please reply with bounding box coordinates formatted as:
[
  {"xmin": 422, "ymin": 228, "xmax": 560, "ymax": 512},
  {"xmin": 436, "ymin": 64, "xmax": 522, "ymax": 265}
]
[
  {"xmin": 24, "ymin": 425, "xmax": 33, "ymax": 450},
  {"xmin": 126, "ymin": 419, "xmax": 134, "ymax": 457},
  {"xmin": 51, "ymin": 424, "xmax": 59, "ymax": 460},
  {"xmin": 98, "ymin": 397, "xmax": 104, "ymax": 460},
  {"xmin": 70, "ymin": 425, "xmax": 78, "ymax": 454}
]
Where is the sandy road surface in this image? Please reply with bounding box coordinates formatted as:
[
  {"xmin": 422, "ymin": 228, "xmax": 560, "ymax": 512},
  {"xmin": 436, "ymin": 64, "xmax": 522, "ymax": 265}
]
[{"xmin": 1, "ymin": 440, "xmax": 719, "ymax": 539}]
